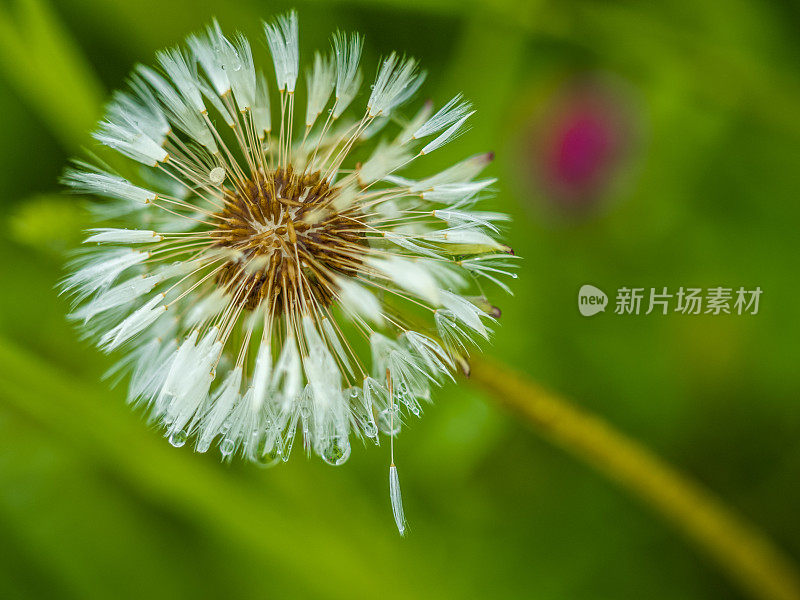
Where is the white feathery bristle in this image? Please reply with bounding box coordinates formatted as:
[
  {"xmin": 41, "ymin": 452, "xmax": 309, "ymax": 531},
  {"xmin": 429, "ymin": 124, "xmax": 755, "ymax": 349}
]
[
  {"xmin": 242, "ymin": 254, "xmax": 270, "ymax": 274},
  {"xmin": 62, "ymin": 249, "xmax": 147, "ymax": 300},
  {"xmin": 410, "ymin": 94, "xmax": 472, "ymax": 141},
  {"xmin": 305, "ymin": 52, "xmax": 334, "ymax": 128},
  {"xmin": 420, "ymin": 113, "xmax": 472, "ymax": 155},
  {"xmin": 335, "ymin": 277, "xmax": 384, "ymax": 325},
  {"xmin": 382, "ymin": 174, "xmax": 416, "ymax": 187},
  {"xmin": 84, "ymin": 228, "xmax": 162, "ymax": 244},
  {"xmin": 415, "ymin": 152, "xmax": 494, "ymax": 188},
  {"xmin": 188, "ymin": 25, "xmax": 230, "ymax": 96},
  {"xmin": 459, "ymin": 255, "xmax": 519, "ymax": 294},
  {"xmin": 126, "ymin": 336, "xmax": 176, "ymax": 405},
  {"xmin": 228, "ymin": 33, "xmax": 257, "ymax": 110},
  {"xmin": 93, "ymin": 119, "xmax": 168, "ymax": 166},
  {"xmin": 335, "ymin": 71, "xmax": 362, "ymax": 120},
  {"xmin": 196, "ymin": 366, "xmax": 242, "ymax": 453},
  {"xmin": 362, "ymin": 376, "xmax": 388, "ymax": 412},
  {"xmin": 69, "ymin": 273, "xmax": 163, "ymax": 323},
  {"xmin": 264, "ymin": 10, "xmax": 299, "ymax": 92},
  {"xmin": 252, "ymin": 73, "xmax": 272, "ymax": 137},
  {"xmin": 432, "ymin": 208, "xmax": 509, "ymax": 233},
  {"xmin": 383, "ymin": 232, "xmax": 441, "ymax": 259},
  {"xmin": 302, "ymin": 315, "xmax": 342, "ymax": 410},
  {"xmin": 395, "ymin": 68, "xmax": 426, "ymax": 110},
  {"xmin": 100, "ymin": 293, "xmax": 168, "ymax": 352},
  {"xmin": 403, "ymin": 331, "xmax": 454, "ymax": 378},
  {"xmin": 419, "ymin": 179, "xmax": 496, "ymax": 202},
  {"xmin": 424, "ymin": 259, "xmax": 469, "ymax": 291},
  {"xmin": 320, "ymin": 317, "xmax": 354, "ymax": 378},
  {"xmin": 156, "ymin": 48, "xmax": 205, "ymax": 113},
  {"xmin": 196, "ymin": 79, "xmax": 235, "ymax": 126},
  {"xmin": 360, "ymin": 115, "xmax": 390, "ymax": 140},
  {"xmin": 367, "ymin": 256, "xmax": 441, "ymax": 305},
  {"xmin": 434, "ymin": 309, "xmax": 471, "ymax": 351},
  {"xmin": 332, "ymin": 31, "xmax": 363, "ymax": 118},
  {"xmin": 157, "ymin": 330, "xmax": 200, "ymax": 406},
  {"xmin": 62, "ymin": 170, "xmax": 156, "ymax": 205},
  {"xmin": 220, "ymin": 388, "xmax": 265, "ymax": 460},
  {"xmin": 183, "ymin": 289, "xmax": 229, "ymax": 328},
  {"xmin": 137, "ymin": 64, "xmax": 218, "ymax": 153},
  {"xmin": 157, "ymin": 328, "xmax": 218, "ymax": 420},
  {"xmin": 398, "ymin": 100, "xmax": 433, "ymax": 142},
  {"xmin": 107, "ymin": 88, "xmax": 170, "ymax": 142},
  {"xmin": 368, "ymin": 52, "xmax": 423, "ymax": 117},
  {"xmin": 165, "ymin": 332, "xmax": 222, "ymax": 437},
  {"xmin": 439, "ymin": 290, "xmax": 490, "ymax": 339},
  {"xmin": 423, "ymin": 228, "xmax": 505, "ymax": 251},
  {"xmin": 272, "ymin": 335, "xmax": 302, "ymax": 404},
  {"xmin": 251, "ymin": 340, "xmax": 273, "ymax": 410},
  {"xmin": 359, "ymin": 141, "xmax": 412, "ymax": 184}
]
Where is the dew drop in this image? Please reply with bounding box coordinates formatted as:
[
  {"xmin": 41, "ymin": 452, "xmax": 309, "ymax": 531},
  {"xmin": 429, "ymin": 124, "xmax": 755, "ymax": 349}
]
[
  {"xmin": 169, "ymin": 430, "xmax": 187, "ymax": 448},
  {"xmin": 321, "ymin": 437, "xmax": 351, "ymax": 466},
  {"xmin": 220, "ymin": 438, "xmax": 235, "ymax": 457},
  {"xmin": 254, "ymin": 445, "xmax": 281, "ymax": 468},
  {"xmin": 282, "ymin": 427, "xmax": 296, "ymax": 462},
  {"xmin": 363, "ymin": 419, "xmax": 378, "ymax": 438},
  {"xmin": 378, "ymin": 409, "xmax": 401, "ymax": 435},
  {"xmin": 209, "ymin": 166, "xmax": 226, "ymax": 185}
]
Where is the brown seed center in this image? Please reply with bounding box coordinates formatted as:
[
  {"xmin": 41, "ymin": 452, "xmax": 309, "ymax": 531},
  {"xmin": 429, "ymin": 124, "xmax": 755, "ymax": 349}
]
[{"xmin": 213, "ymin": 168, "xmax": 366, "ymax": 312}]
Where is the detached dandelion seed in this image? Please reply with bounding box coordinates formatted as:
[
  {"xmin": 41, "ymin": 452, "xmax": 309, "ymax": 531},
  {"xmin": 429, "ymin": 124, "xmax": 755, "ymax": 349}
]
[
  {"xmin": 62, "ymin": 11, "xmax": 518, "ymax": 527},
  {"xmin": 387, "ymin": 368, "xmax": 407, "ymax": 536}
]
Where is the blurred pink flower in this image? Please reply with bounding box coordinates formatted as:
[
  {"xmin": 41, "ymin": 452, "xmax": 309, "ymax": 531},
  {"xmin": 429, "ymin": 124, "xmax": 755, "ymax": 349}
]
[{"xmin": 524, "ymin": 74, "xmax": 643, "ymax": 216}]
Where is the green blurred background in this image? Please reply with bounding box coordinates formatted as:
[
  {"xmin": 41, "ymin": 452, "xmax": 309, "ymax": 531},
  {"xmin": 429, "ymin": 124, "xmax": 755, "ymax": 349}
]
[{"xmin": 1, "ymin": 0, "xmax": 799, "ymax": 598}]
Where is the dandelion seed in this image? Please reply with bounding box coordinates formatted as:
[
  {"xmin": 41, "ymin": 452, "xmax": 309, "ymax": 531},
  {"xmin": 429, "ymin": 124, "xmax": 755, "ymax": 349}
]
[
  {"xmin": 389, "ymin": 464, "xmax": 407, "ymax": 536},
  {"xmin": 63, "ymin": 11, "xmax": 517, "ymax": 526}
]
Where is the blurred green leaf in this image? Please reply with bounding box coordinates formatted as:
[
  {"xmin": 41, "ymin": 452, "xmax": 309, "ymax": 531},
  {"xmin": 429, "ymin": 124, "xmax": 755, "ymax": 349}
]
[
  {"xmin": 8, "ymin": 194, "xmax": 86, "ymax": 256},
  {"xmin": 0, "ymin": 0, "xmax": 104, "ymax": 149}
]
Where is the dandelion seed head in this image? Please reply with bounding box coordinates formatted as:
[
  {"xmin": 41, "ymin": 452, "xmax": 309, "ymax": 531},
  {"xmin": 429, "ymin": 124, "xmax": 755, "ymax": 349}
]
[{"xmin": 62, "ymin": 11, "xmax": 517, "ymax": 467}]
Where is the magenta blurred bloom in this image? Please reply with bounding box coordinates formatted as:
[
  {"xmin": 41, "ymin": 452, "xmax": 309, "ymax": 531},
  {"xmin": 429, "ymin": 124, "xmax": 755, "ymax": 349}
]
[{"xmin": 526, "ymin": 74, "xmax": 643, "ymax": 216}]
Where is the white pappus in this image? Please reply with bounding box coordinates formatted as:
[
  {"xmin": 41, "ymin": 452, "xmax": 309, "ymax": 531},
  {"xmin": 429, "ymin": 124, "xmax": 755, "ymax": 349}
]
[{"xmin": 61, "ymin": 10, "xmax": 519, "ymax": 534}]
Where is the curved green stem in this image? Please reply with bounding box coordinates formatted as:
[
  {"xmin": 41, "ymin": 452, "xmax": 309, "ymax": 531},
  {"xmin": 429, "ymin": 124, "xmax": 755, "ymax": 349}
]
[{"xmin": 469, "ymin": 358, "xmax": 800, "ymax": 600}]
